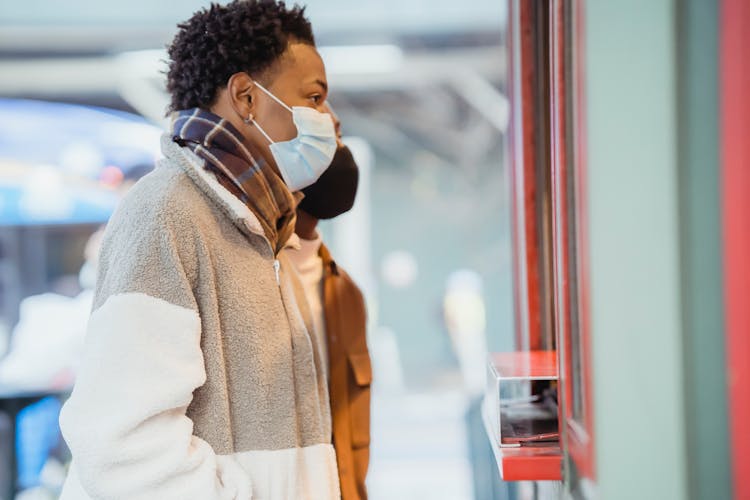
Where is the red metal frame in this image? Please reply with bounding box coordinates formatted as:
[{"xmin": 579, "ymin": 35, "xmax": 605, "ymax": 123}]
[
  {"xmin": 508, "ymin": 0, "xmax": 544, "ymax": 351},
  {"xmin": 506, "ymin": 0, "xmax": 595, "ymax": 482},
  {"xmin": 501, "ymin": 2, "xmax": 564, "ymax": 480},
  {"xmin": 721, "ymin": 1, "xmax": 750, "ymax": 498},
  {"xmin": 549, "ymin": 0, "xmax": 595, "ymax": 480}
]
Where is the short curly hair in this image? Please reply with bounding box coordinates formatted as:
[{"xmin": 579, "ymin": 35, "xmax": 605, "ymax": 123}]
[{"xmin": 166, "ymin": 0, "xmax": 314, "ymax": 112}]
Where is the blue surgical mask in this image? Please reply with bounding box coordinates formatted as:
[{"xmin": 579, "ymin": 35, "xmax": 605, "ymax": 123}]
[{"xmin": 251, "ymin": 82, "xmax": 337, "ymax": 191}]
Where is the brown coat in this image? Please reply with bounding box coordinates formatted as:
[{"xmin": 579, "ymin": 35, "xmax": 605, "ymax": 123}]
[{"xmin": 320, "ymin": 244, "xmax": 372, "ymax": 500}]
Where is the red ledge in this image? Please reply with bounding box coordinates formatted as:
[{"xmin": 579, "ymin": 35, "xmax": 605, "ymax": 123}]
[{"xmin": 482, "ymin": 399, "xmax": 562, "ymax": 481}]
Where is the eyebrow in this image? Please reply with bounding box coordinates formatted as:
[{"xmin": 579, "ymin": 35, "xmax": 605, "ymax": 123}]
[{"xmin": 314, "ymin": 79, "xmax": 328, "ymax": 93}]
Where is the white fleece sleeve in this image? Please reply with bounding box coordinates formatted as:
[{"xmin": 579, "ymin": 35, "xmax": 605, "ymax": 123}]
[{"xmin": 59, "ymin": 293, "xmax": 251, "ymax": 500}]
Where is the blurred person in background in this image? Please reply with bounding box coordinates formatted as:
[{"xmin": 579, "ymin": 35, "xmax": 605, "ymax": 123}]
[
  {"xmin": 442, "ymin": 271, "xmax": 514, "ymax": 500},
  {"xmin": 442, "ymin": 270, "xmax": 488, "ymax": 397},
  {"xmin": 0, "ymin": 164, "xmax": 154, "ymax": 391},
  {"xmin": 0, "ymin": 163, "xmax": 155, "ymax": 500},
  {"xmin": 285, "ymin": 104, "xmax": 371, "ymax": 500},
  {"xmin": 58, "ymin": 1, "xmax": 343, "ymax": 499}
]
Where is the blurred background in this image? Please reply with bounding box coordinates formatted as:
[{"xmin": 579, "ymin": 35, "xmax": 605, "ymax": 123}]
[{"xmin": 0, "ymin": 2, "xmax": 512, "ymax": 499}]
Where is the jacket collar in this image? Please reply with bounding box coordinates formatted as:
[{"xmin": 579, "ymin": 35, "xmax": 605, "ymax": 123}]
[
  {"xmin": 162, "ymin": 133, "xmax": 307, "ymax": 247},
  {"xmin": 318, "ymin": 242, "xmax": 339, "ymax": 277}
]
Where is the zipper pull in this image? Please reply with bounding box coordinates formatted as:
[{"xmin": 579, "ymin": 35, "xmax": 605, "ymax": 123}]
[{"xmin": 273, "ymin": 259, "xmax": 281, "ymax": 285}]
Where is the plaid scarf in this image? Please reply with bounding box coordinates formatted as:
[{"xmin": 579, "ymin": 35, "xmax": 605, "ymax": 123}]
[{"xmin": 171, "ymin": 108, "xmax": 297, "ymax": 255}]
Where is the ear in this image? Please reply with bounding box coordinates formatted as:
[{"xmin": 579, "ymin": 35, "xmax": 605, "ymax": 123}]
[{"xmin": 227, "ymin": 72, "xmax": 257, "ymax": 121}]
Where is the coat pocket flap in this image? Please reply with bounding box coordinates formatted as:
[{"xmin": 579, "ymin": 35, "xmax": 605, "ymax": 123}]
[{"xmin": 348, "ymin": 352, "xmax": 372, "ymax": 386}]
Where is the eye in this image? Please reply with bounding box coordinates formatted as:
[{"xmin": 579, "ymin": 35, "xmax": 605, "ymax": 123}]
[{"xmin": 309, "ymin": 94, "xmax": 323, "ymax": 105}]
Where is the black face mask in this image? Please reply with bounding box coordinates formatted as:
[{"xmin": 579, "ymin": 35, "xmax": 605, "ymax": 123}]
[{"xmin": 298, "ymin": 145, "xmax": 359, "ymax": 220}]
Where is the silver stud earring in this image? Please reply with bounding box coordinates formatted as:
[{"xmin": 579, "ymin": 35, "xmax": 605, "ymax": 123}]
[{"xmin": 243, "ymin": 113, "xmax": 254, "ymax": 125}]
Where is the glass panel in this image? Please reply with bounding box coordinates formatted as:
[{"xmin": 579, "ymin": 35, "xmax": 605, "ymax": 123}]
[
  {"xmin": 534, "ymin": 0, "xmax": 556, "ymax": 351},
  {"xmin": 563, "ymin": 0, "xmax": 586, "ymax": 426}
]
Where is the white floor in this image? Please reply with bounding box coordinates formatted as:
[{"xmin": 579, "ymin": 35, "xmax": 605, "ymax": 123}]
[{"xmin": 367, "ymin": 389, "xmax": 475, "ymax": 500}]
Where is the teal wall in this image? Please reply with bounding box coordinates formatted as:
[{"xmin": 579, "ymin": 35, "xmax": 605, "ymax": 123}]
[
  {"xmin": 676, "ymin": 1, "xmax": 729, "ymax": 498},
  {"xmin": 585, "ymin": 1, "xmax": 688, "ymax": 499}
]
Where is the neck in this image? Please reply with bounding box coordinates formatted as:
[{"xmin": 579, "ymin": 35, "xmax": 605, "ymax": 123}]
[{"xmin": 295, "ymin": 209, "xmax": 319, "ymax": 240}]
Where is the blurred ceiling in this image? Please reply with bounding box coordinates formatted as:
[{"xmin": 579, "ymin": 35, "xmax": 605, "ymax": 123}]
[
  {"xmin": 0, "ymin": 0, "xmax": 508, "ymax": 176},
  {"xmin": 0, "ymin": 0, "xmax": 505, "ymax": 53}
]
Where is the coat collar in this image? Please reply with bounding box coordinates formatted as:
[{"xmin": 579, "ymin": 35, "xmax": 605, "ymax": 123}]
[
  {"xmin": 162, "ymin": 133, "xmax": 302, "ymax": 251},
  {"xmin": 161, "ymin": 134, "xmax": 264, "ymax": 236},
  {"xmin": 318, "ymin": 242, "xmax": 339, "ymax": 277}
]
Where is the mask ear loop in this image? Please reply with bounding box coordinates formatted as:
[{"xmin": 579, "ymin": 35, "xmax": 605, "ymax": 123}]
[
  {"xmin": 249, "ymin": 115, "xmax": 275, "ymax": 145},
  {"xmin": 254, "ymin": 81, "xmax": 294, "ymax": 113},
  {"xmin": 246, "ymin": 81, "xmax": 294, "ymax": 145}
]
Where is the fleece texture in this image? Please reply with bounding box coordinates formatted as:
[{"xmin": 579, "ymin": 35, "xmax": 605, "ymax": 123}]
[{"xmin": 58, "ymin": 135, "xmax": 338, "ymax": 500}]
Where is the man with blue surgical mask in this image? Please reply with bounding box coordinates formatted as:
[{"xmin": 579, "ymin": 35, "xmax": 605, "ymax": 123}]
[{"xmin": 58, "ymin": 2, "xmax": 344, "ymax": 499}]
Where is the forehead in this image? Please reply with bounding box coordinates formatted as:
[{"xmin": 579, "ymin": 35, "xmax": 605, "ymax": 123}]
[{"xmin": 268, "ymin": 42, "xmax": 327, "ymax": 90}]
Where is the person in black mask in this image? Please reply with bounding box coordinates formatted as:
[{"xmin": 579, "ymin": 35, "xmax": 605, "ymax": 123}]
[{"xmin": 286, "ymin": 104, "xmax": 371, "ymax": 500}]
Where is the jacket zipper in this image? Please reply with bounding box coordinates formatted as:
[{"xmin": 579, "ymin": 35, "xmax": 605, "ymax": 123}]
[{"xmin": 244, "ymin": 221, "xmax": 281, "ymax": 287}]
